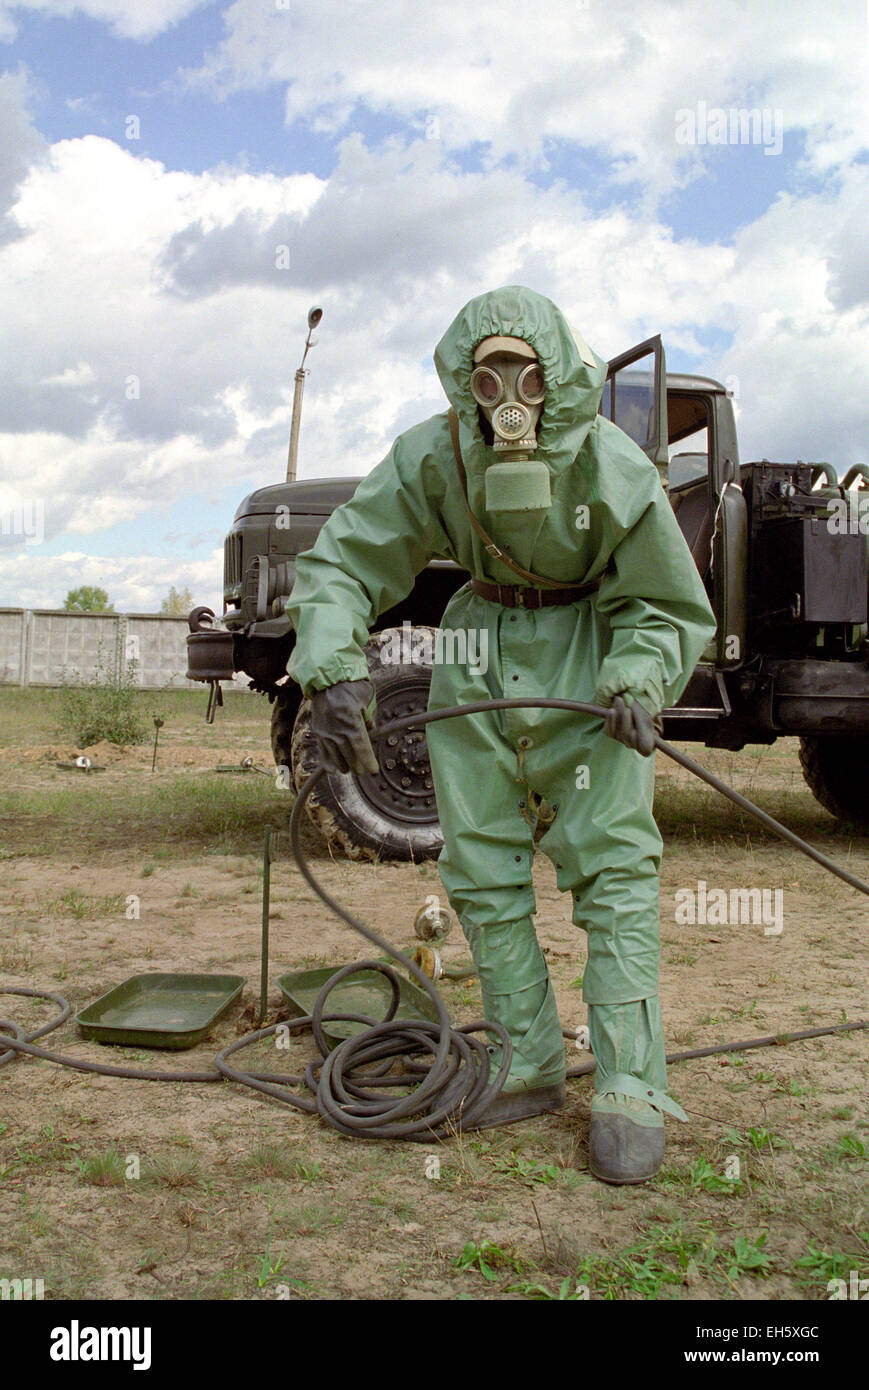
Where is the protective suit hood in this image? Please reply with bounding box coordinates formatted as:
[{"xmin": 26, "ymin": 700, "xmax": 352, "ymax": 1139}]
[{"xmin": 433, "ymin": 285, "xmax": 608, "ymax": 482}]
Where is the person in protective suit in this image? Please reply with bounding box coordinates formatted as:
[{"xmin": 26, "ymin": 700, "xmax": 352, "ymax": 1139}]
[{"xmin": 286, "ymin": 286, "xmax": 717, "ymax": 1184}]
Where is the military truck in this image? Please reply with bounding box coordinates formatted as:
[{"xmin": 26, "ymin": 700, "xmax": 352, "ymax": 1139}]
[{"xmin": 187, "ymin": 334, "xmax": 869, "ymax": 859}]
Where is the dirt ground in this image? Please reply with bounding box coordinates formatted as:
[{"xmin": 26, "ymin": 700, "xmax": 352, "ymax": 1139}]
[{"xmin": 0, "ymin": 690, "xmax": 866, "ymax": 1301}]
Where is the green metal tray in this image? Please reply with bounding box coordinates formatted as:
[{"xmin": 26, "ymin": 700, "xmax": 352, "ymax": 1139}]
[
  {"xmin": 75, "ymin": 973, "xmax": 246, "ymax": 1050},
  {"xmin": 276, "ymin": 965, "xmax": 445, "ymax": 1051}
]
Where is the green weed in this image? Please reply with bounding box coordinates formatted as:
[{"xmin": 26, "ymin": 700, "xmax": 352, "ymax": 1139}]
[
  {"xmin": 728, "ymin": 1233, "xmax": 771, "ymax": 1281},
  {"xmin": 835, "ymin": 1134, "xmax": 866, "ymax": 1160},
  {"xmin": 57, "ymin": 654, "xmax": 155, "ymax": 748},
  {"xmin": 491, "ymin": 1152, "xmax": 561, "ymax": 1187},
  {"xmin": 455, "ymin": 1240, "xmax": 525, "ymax": 1284},
  {"xmin": 74, "ymin": 1148, "xmax": 126, "ymax": 1187},
  {"xmin": 795, "ymin": 1244, "xmax": 857, "ymax": 1290}
]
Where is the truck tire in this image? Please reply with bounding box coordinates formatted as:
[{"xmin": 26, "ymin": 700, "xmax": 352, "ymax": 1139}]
[
  {"xmin": 290, "ymin": 627, "xmax": 444, "ymax": 862},
  {"xmin": 798, "ymin": 735, "xmax": 869, "ymax": 830}
]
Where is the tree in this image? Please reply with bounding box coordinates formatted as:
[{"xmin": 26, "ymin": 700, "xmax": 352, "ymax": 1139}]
[
  {"xmin": 160, "ymin": 585, "xmax": 194, "ymax": 616},
  {"xmin": 63, "ymin": 586, "xmax": 114, "ymax": 612}
]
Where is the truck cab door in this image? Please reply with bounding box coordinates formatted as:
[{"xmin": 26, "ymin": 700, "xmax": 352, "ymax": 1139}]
[{"xmin": 602, "ymin": 335, "xmax": 669, "ymax": 486}]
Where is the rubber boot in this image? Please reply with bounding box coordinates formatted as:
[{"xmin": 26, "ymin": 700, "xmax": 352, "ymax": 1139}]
[
  {"xmin": 587, "ymin": 997, "xmax": 686, "ymax": 1184},
  {"xmin": 456, "ymin": 916, "xmax": 566, "ymax": 1129}
]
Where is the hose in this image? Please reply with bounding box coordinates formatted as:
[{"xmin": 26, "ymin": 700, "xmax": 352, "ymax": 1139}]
[
  {"xmin": 380, "ymin": 699, "xmax": 869, "ymax": 898},
  {"xmin": 218, "ymin": 697, "xmax": 868, "ymax": 1132},
  {"xmin": 2, "ymin": 698, "xmax": 866, "ymax": 1140},
  {"xmin": 0, "ymin": 986, "xmax": 221, "ymax": 1082}
]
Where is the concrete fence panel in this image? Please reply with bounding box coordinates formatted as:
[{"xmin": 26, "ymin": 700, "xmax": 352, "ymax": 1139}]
[
  {"xmin": 0, "ymin": 609, "xmax": 27, "ymax": 686},
  {"xmin": 26, "ymin": 610, "xmax": 122, "ymax": 687},
  {"xmin": 0, "ymin": 610, "xmax": 206, "ymax": 689},
  {"xmin": 125, "ymin": 615, "xmax": 200, "ymax": 689}
]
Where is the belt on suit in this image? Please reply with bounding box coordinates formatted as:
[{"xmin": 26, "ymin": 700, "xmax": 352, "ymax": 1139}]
[{"xmin": 469, "ymin": 577, "xmax": 600, "ymax": 609}]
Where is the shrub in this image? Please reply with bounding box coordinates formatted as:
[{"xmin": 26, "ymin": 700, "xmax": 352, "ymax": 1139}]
[{"xmin": 58, "ymin": 651, "xmax": 152, "ymax": 747}]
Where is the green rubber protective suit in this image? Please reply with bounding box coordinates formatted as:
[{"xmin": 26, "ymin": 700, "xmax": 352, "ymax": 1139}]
[{"xmin": 287, "ymin": 286, "xmax": 717, "ymax": 1114}]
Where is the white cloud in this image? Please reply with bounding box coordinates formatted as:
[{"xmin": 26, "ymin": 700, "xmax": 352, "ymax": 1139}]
[
  {"xmin": 1, "ymin": 1, "xmax": 868, "ymax": 609},
  {"xmin": 0, "ymin": 66, "xmax": 47, "ymax": 236},
  {"xmin": 1, "ymin": 123, "xmax": 868, "ymax": 596},
  {"xmin": 1, "ymin": 134, "xmax": 326, "ymax": 455},
  {"xmin": 0, "ymin": 544, "xmax": 223, "ymax": 612},
  {"xmin": 40, "ymin": 361, "xmax": 97, "ymax": 388},
  {"xmin": 716, "ymin": 161, "xmax": 869, "ymax": 467},
  {"xmin": 191, "ymin": 0, "xmax": 869, "ymax": 194},
  {"xmin": 0, "ymin": 0, "xmax": 208, "ymax": 44}
]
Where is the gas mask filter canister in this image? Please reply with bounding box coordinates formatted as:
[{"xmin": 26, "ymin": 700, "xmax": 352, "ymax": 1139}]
[{"xmin": 471, "ymin": 336, "xmax": 550, "ymax": 513}]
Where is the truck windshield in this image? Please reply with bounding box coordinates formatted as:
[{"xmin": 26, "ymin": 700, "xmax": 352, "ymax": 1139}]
[{"xmin": 668, "ymin": 426, "xmax": 708, "ymax": 488}]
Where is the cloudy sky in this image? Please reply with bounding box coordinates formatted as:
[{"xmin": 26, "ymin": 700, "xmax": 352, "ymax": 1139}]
[{"xmin": 0, "ymin": 0, "xmax": 867, "ymax": 613}]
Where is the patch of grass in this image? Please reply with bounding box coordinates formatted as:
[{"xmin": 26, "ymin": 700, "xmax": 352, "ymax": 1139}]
[
  {"xmin": 141, "ymin": 1151, "xmax": 205, "ymax": 1189},
  {"xmin": 778, "ymin": 1077, "xmax": 812, "ymax": 1097},
  {"xmin": 747, "ymin": 1126, "xmax": 787, "ymax": 1153},
  {"xmin": 74, "ymin": 1148, "xmax": 126, "ymax": 1187},
  {"xmin": 46, "ymin": 889, "xmax": 126, "ymax": 920},
  {"xmin": 722, "ymin": 1125, "xmax": 788, "ymax": 1154},
  {"xmin": 1, "ymin": 1127, "xmax": 82, "ymax": 1179},
  {"xmin": 0, "ymin": 774, "xmax": 285, "ymax": 857},
  {"xmin": 281, "ymin": 1203, "xmax": 346, "ymax": 1236},
  {"xmin": 0, "ymin": 939, "xmax": 33, "ymax": 973},
  {"xmin": 242, "ymin": 1144, "xmax": 321, "ymax": 1183},
  {"xmin": 577, "ymin": 1223, "xmax": 720, "ymax": 1300},
  {"xmin": 0, "ymin": 688, "xmax": 65, "ymax": 746},
  {"xmin": 243, "ymin": 1143, "xmax": 300, "ymax": 1181},
  {"xmin": 685, "ymin": 1155, "xmax": 743, "ymax": 1195},
  {"xmin": 795, "ymin": 1243, "xmax": 868, "ymax": 1292},
  {"xmin": 834, "ymin": 1134, "xmax": 866, "ymax": 1160},
  {"xmin": 254, "ymin": 1237, "xmax": 286, "ymax": 1289},
  {"xmin": 490, "ymin": 1152, "xmax": 562, "ymax": 1187},
  {"xmin": 574, "ymin": 1222, "xmax": 772, "ymax": 1299}
]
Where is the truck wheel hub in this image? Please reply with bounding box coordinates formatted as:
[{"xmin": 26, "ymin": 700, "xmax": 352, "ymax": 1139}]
[{"xmin": 358, "ymin": 688, "xmax": 437, "ymax": 825}]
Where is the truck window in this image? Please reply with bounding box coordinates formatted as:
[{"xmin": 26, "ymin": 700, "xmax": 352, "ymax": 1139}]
[
  {"xmin": 666, "ymin": 390, "xmax": 710, "ymax": 489},
  {"xmin": 600, "ymin": 353, "xmax": 656, "ymax": 450},
  {"xmin": 668, "ymin": 427, "xmax": 708, "ymax": 488}
]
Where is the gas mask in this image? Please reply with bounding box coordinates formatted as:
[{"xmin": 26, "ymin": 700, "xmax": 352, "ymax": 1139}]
[{"xmin": 470, "ymin": 336, "xmax": 550, "ymax": 513}]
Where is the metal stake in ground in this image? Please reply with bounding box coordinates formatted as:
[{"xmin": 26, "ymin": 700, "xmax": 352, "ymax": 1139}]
[
  {"xmin": 259, "ymin": 825, "xmax": 272, "ymax": 1026},
  {"xmin": 151, "ymin": 717, "xmax": 164, "ymax": 774}
]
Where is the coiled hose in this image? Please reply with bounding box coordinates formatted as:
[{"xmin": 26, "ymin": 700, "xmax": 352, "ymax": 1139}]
[{"xmin": 2, "ymin": 698, "xmax": 867, "ymax": 1140}]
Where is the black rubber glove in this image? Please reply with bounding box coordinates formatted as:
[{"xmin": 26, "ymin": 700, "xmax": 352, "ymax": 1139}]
[
  {"xmin": 310, "ymin": 679, "xmax": 379, "ymax": 776},
  {"xmin": 603, "ymin": 695, "xmax": 659, "ymax": 757}
]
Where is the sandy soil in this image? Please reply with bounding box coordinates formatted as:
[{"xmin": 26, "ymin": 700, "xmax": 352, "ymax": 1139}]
[{"xmin": 1, "ymin": 728, "xmax": 866, "ymax": 1302}]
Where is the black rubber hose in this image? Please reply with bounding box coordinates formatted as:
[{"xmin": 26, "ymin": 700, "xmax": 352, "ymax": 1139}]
[
  {"xmin": 212, "ymin": 699, "xmax": 867, "ymax": 1135},
  {"xmin": 215, "ymin": 780, "xmax": 515, "ymax": 1139},
  {"xmin": 2, "ymin": 698, "xmax": 866, "ymax": 1136},
  {"xmin": 377, "ymin": 698, "xmax": 869, "ymax": 897},
  {"xmin": 0, "ymin": 987, "xmax": 220, "ymax": 1081}
]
